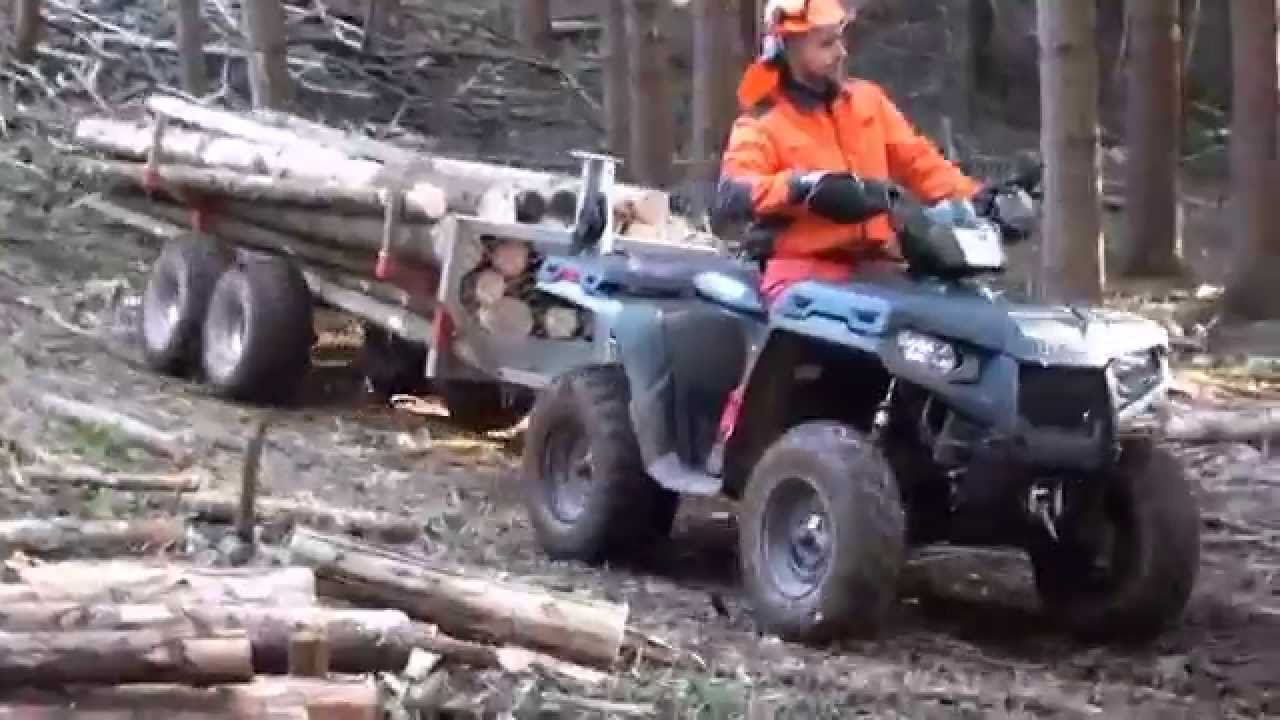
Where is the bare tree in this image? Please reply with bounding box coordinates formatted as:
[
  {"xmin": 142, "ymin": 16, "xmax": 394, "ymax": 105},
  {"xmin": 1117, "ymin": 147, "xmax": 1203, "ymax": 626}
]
[
  {"xmin": 691, "ymin": 0, "xmax": 743, "ymax": 184},
  {"xmin": 240, "ymin": 0, "xmax": 292, "ymax": 110},
  {"xmin": 1121, "ymin": 0, "xmax": 1185, "ymax": 277},
  {"xmin": 1222, "ymin": 0, "xmax": 1280, "ymax": 319},
  {"xmin": 1036, "ymin": 0, "xmax": 1105, "ymax": 302},
  {"xmin": 13, "ymin": 0, "xmax": 43, "ymax": 64},
  {"xmin": 174, "ymin": 0, "xmax": 207, "ymax": 97},
  {"xmin": 623, "ymin": 0, "xmax": 675, "ymax": 187},
  {"xmin": 515, "ymin": 0, "xmax": 554, "ymax": 56},
  {"xmin": 601, "ymin": 0, "xmax": 630, "ymax": 160}
]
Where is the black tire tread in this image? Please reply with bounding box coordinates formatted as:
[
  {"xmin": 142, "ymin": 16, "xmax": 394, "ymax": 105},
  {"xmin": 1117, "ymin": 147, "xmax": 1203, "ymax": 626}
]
[
  {"xmin": 1032, "ymin": 441, "xmax": 1200, "ymax": 640},
  {"xmin": 140, "ymin": 235, "xmax": 232, "ymax": 375},
  {"xmin": 739, "ymin": 421, "xmax": 906, "ymax": 643},
  {"xmin": 201, "ymin": 255, "xmax": 314, "ymax": 404},
  {"xmin": 521, "ymin": 364, "xmax": 678, "ymax": 563}
]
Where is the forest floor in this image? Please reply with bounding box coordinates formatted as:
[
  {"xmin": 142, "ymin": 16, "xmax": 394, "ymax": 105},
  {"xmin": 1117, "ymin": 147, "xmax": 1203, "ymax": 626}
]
[{"xmin": 1, "ymin": 0, "xmax": 1278, "ymax": 717}]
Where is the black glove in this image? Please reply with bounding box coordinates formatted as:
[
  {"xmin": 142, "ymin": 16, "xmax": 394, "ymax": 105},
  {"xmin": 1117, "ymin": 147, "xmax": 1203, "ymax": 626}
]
[{"xmin": 790, "ymin": 171, "xmax": 898, "ymax": 224}]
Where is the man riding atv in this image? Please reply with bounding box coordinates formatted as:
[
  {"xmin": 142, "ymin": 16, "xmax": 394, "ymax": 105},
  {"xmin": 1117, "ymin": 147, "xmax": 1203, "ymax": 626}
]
[{"xmin": 715, "ymin": 0, "xmax": 1000, "ymax": 439}]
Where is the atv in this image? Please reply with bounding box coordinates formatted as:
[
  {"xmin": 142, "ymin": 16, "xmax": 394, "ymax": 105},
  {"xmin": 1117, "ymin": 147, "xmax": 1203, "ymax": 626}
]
[{"xmin": 517, "ymin": 164, "xmax": 1200, "ymax": 644}]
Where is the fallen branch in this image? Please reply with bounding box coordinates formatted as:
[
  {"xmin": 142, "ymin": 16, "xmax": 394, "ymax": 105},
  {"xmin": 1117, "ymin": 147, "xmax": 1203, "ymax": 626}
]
[
  {"xmin": 29, "ymin": 391, "xmax": 192, "ymax": 466},
  {"xmin": 0, "ymin": 517, "xmax": 184, "ymax": 559},
  {"xmin": 288, "ymin": 526, "xmax": 629, "ymax": 669}
]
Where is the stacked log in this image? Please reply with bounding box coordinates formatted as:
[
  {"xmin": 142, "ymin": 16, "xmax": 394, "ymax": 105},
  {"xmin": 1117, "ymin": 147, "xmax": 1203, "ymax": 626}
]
[{"xmin": 65, "ymin": 93, "xmax": 708, "ymax": 346}]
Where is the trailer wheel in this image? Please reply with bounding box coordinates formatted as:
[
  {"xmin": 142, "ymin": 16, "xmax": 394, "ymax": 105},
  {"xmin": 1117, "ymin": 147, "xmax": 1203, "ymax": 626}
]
[
  {"xmin": 140, "ymin": 235, "xmax": 233, "ymax": 376},
  {"xmin": 439, "ymin": 380, "xmax": 534, "ymax": 433},
  {"xmin": 201, "ymin": 254, "xmax": 314, "ymax": 404}
]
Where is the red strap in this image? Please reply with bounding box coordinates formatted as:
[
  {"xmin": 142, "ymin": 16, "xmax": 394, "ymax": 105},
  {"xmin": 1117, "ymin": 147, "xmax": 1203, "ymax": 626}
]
[{"xmin": 142, "ymin": 165, "xmax": 160, "ymax": 194}]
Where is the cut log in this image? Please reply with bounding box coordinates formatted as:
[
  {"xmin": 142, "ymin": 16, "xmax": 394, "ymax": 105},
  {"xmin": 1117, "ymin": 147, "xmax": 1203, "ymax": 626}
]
[
  {"xmin": 214, "ymin": 200, "xmax": 437, "ymax": 265},
  {"xmin": 29, "ymin": 391, "xmax": 191, "ymax": 465},
  {"xmin": 478, "ymin": 297, "xmax": 535, "ymax": 338},
  {"xmin": 0, "ymin": 677, "xmax": 377, "ymax": 720},
  {"xmin": 1165, "ymin": 405, "xmax": 1280, "ymax": 443},
  {"xmin": 0, "ymin": 628, "xmax": 253, "ymax": 688},
  {"xmin": 0, "ymin": 602, "xmax": 510, "ymax": 673},
  {"xmin": 470, "ymin": 268, "xmax": 508, "ymax": 306},
  {"xmin": 179, "ymin": 492, "xmax": 420, "ymax": 544},
  {"xmin": 541, "ymin": 305, "xmax": 580, "ymax": 339},
  {"xmin": 67, "ymin": 156, "xmax": 444, "ymax": 222},
  {"xmin": 0, "ymin": 561, "xmax": 316, "ymax": 606},
  {"xmin": 287, "ymin": 527, "xmax": 628, "ymax": 669},
  {"xmin": 0, "ymin": 517, "xmax": 185, "ymax": 559},
  {"xmin": 490, "ymin": 240, "xmax": 532, "ymax": 279},
  {"xmin": 22, "ymin": 466, "xmax": 201, "ymax": 493}
]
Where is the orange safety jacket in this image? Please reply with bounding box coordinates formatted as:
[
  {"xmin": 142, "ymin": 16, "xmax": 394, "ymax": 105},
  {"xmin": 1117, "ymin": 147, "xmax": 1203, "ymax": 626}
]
[{"xmin": 718, "ymin": 76, "xmax": 980, "ymax": 276}]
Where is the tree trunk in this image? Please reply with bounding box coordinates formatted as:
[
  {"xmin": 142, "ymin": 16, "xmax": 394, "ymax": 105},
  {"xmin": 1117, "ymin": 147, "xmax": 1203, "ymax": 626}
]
[
  {"xmin": 287, "ymin": 526, "xmax": 629, "ymax": 669},
  {"xmin": 12, "ymin": 0, "xmax": 43, "ymax": 64},
  {"xmin": 1121, "ymin": 0, "xmax": 1186, "ymax": 277},
  {"xmin": 515, "ymin": 0, "xmax": 554, "ymax": 55},
  {"xmin": 0, "ymin": 561, "xmax": 315, "ymax": 606},
  {"xmin": 0, "ymin": 517, "xmax": 185, "ymax": 559},
  {"xmin": 1036, "ymin": 0, "xmax": 1105, "ymax": 302},
  {"xmin": 240, "ymin": 0, "xmax": 292, "ymax": 110},
  {"xmin": 174, "ymin": 0, "xmax": 207, "ymax": 96},
  {"xmin": 1222, "ymin": 0, "xmax": 1280, "ymax": 320},
  {"xmin": 691, "ymin": 0, "xmax": 742, "ymax": 178},
  {"xmin": 0, "ymin": 629, "xmax": 253, "ymax": 688},
  {"xmin": 0, "ymin": 678, "xmax": 377, "ymax": 720},
  {"xmin": 738, "ymin": 0, "xmax": 759, "ymax": 65},
  {"xmin": 601, "ymin": 0, "xmax": 630, "ymax": 159},
  {"xmin": 942, "ymin": 0, "xmax": 976, "ymax": 136},
  {"xmin": 623, "ymin": 0, "xmax": 675, "ymax": 188}
]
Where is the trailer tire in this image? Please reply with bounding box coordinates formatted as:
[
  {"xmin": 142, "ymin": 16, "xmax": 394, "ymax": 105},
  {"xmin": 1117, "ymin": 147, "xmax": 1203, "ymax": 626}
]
[
  {"xmin": 201, "ymin": 254, "xmax": 314, "ymax": 404},
  {"xmin": 140, "ymin": 235, "xmax": 233, "ymax": 376},
  {"xmin": 439, "ymin": 381, "xmax": 534, "ymax": 433}
]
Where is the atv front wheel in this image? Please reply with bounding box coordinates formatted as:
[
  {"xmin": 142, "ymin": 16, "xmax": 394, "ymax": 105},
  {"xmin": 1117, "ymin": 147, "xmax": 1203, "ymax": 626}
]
[
  {"xmin": 520, "ymin": 365, "xmax": 678, "ymax": 563},
  {"xmin": 1030, "ymin": 440, "xmax": 1199, "ymax": 640},
  {"xmin": 739, "ymin": 421, "xmax": 906, "ymax": 643}
]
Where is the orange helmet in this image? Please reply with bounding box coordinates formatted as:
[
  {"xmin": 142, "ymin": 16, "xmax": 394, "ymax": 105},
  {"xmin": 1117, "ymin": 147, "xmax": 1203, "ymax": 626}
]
[{"xmin": 738, "ymin": 0, "xmax": 851, "ymax": 108}]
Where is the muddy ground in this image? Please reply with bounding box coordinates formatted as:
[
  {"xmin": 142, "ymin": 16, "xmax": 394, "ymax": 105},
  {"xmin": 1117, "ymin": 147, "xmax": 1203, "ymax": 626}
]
[
  {"xmin": 0, "ymin": 140, "xmax": 1278, "ymax": 719},
  {"xmin": 1, "ymin": 0, "xmax": 1277, "ymax": 716}
]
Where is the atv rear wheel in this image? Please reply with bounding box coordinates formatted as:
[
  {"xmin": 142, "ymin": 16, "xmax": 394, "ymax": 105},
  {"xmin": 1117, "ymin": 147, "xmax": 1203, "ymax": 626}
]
[
  {"xmin": 1030, "ymin": 440, "xmax": 1199, "ymax": 641},
  {"xmin": 140, "ymin": 235, "xmax": 232, "ymax": 375},
  {"xmin": 201, "ymin": 254, "xmax": 314, "ymax": 404},
  {"xmin": 520, "ymin": 365, "xmax": 679, "ymax": 563},
  {"xmin": 739, "ymin": 421, "xmax": 906, "ymax": 643}
]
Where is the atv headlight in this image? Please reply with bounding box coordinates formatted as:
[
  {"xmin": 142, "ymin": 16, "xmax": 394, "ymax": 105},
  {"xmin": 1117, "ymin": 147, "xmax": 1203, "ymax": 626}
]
[{"xmin": 896, "ymin": 330, "xmax": 959, "ymax": 375}]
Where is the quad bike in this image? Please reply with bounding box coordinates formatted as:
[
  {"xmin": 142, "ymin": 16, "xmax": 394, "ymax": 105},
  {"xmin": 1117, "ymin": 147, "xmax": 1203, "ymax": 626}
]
[{"xmin": 517, "ymin": 163, "xmax": 1200, "ymax": 644}]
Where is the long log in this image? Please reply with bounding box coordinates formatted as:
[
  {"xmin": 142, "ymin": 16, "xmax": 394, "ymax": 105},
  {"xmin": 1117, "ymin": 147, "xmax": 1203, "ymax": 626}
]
[
  {"xmin": 179, "ymin": 492, "xmax": 420, "ymax": 544},
  {"xmin": 74, "ymin": 116, "xmax": 445, "ymax": 220},
  {"xmin": 30, "ymin": 391, "xmax": 192, "ymax": 465},
  {"xmin": 0, "ymin": 561, "xmax": 316, "ymax": 606},
  {"xmin": 67, "ymin": 156, "xmax": 444, "ymax": 222},
  {"xmin": 1164, "ymin": 405, "xmax": 1280, "ymax": 443},
  {"xmin": 287, "ymin": 527, "xmax": 628, "ymax": 669},
  {"xmin": 0, "ymin": 517, "xmax": 185, "ymax": 558},
  {"xmin": 151, "ymin": 95, "xmax": 674, "ymax": 225},
  {"xmin": 0, "ymin": 677, "xmax": 377, "ymax": 720},
  {"xmin": 212, "ymin": 200, "xmax": 437, "ymax": 265},
  {"xmin": 0, "ymin": 628, "xmax": 254, "ymax": 688}
]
